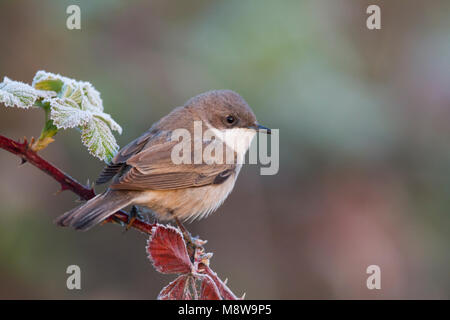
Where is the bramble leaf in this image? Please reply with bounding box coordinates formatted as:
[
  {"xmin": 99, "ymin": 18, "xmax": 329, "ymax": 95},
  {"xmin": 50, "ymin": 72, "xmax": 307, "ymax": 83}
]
[
  {"xmin": 81, "ymin": 116, "xmax": 120, "ymax": 163},
  {"xmin": 0, "ymin": 77, "xmax": 55, "ymax": 108},
  {"xmin": 2, "ymin": 71, "xmax": 122, "ymax": 162},
  {"xmin": 33, "ymin": 79, "xmax": 64, "ymax": 92},
  {"xmin": 32, "ymin": 70, "xmax": 75, "ymax": 91},
  {"xmin": 157, "ymin": 275, "xmax": 191, "ymax": 300},
  {"xmin": 48, "ymin": 98, "xmax": 91, "ymax": 129},
  {"xmin": 147, "ymin": 224, "xmax": 193, "ymax": 274},
  {"xmin": 199, "ymin": 274, "xmax": 222, "ymax": 300}
]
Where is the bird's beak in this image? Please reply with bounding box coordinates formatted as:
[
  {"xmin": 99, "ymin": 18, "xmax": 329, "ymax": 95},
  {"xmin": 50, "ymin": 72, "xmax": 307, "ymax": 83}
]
[{"xmin": 249, "ymin": 124, "xmax": 271, "ymax": 134}]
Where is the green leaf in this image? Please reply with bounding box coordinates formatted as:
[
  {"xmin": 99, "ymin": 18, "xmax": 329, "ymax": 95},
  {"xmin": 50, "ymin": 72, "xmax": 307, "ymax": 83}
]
[
  {"xmin": 92, "ymin": 111, "xmax": 122, "ymax": 134},
  {"xmin": 0, "ymin": 77, "xmax": 55, "ymax": 108},
  {"xmin": 34, "ymin": 79, "xmax": 64, "ymax": 92},
  {"xmin": 32, "ymin": 71, "xmax": 75, "ymax": 90},
  {"xmin": 81, "ymin": 117, "xmax": 119, "ymax": 162},
  {"xmin": 48, "ymin": 97, "xmax": 92, "ymax": 129},
  {"xmin": 80, "ymin": 81, "xmax": 103, "ymax": 112},
  {"xmin": 1, "ymin": 70, "xmax": 122, "ymax": 162}
]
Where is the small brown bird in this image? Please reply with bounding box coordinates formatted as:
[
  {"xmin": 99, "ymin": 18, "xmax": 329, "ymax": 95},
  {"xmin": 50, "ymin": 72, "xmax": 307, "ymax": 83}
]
[{"xmin": 55, "ymin": 90, "xmax": 270, "ymax": 230}]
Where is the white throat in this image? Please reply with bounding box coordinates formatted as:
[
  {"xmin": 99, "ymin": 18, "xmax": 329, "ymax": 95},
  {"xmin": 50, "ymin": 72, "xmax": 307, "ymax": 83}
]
[{"xmin": 205, "ymin": 124, "xmax": 256, "ymax": 160}]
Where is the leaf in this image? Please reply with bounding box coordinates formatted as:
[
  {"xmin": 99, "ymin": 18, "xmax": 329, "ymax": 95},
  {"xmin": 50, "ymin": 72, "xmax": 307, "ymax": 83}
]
[
  {"xmin": 32, "ymin": 70, "xmax": 75, "ymax": 91},
  {"xmin": 147, "ymin": 224, "xmax": 193, "ymax": 274},
  {"xmin": 79, "ymin": 81, "xmax": 103, "ymax": 112},
  {"xmin": 157, "ymin": 275, "xmax": 191, "ymax": 300},
  {"xmin": 34, "ymin": 79, "xmax": 64, "ymax": 92},
  {"xmin": 92, "ymin": 111, "xmax": 122, "ymax": 134},
  {"xmin": 0, "ymin": 77, "xmax": 55, "ymax": 108},
  {"xmin": 202, "ymin": 267, "xmax": 238, "ymax": 300},
  {"xmin": 31, "ymin": 71, "xmax": 122, "ymax": 161},
  {"xmin": 49, "ymin": 98, "xmax": 92, "ymax": 129},
  {"xmin": 60, "ymin": 82, "xmax": 84, "ymax": 105},
  {"xmin": 81, "ymin": 116, "xmax": 119, "ymax": 162},
  {"xmin": 2, "ymin": 70, "xmax": 122, "ymax": 162},
  {"xmin": 199, "ymin": 274, "xmax": 222, "ymax": 300}
]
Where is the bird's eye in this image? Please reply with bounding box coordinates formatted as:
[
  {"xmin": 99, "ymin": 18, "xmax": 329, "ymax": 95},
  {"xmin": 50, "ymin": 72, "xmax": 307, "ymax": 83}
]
[{"xmin": 226, "ymin": 115, "xmax": 236, "ymax": 124}]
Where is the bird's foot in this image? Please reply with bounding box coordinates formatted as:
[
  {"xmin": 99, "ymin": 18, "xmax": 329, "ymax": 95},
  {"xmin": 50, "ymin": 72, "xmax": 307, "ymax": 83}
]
[{"xmin": 124, "ymin": 205, "xmax": 146, "ymax": 232}]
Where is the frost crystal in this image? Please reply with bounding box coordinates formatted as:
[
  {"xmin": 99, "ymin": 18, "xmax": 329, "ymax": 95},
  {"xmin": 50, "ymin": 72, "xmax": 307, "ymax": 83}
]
[
  {"xmin": 81, "ymin": 117, "xmax": 120, "ymax": 163},
  {"xmin": 0, "ymin": 77, "xmax": 55, "ymax": 108},
  {"xmin": 1, "ymin": 71, "xmax": 123, "ymax": 162}
]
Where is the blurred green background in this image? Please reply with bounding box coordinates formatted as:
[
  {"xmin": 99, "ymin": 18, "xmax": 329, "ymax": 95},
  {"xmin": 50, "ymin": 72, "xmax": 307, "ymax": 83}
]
[{"xmin": 1, "ymin": 0, "xmax": 449, "ymax": 299}]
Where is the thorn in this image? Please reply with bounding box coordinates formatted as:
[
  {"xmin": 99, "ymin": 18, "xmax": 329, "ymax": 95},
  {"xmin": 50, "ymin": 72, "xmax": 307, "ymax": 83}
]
[
  {"xmin": 223, "ymin": 278, "xmax": 228, "ymax": 285},
  {"xmin": 241, "ymin": 292, "xmax": 246, "ymax": 300},
  {"xmin": 19, "ymin": 158, "xmax": 27, "ymax": 166},
  {"xmin": 27, "ymin": 137, "xmax": 34, "ymax": 150},
  {"xmin": 54, "ymin": 184, "xmax": 68, "ymax": 195}
]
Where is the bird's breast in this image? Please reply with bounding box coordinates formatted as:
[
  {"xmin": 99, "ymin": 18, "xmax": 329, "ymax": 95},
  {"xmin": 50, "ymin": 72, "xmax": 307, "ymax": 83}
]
[{"xmin": 134, "ymin": 172, "xmax": 239, "ymax": 221}]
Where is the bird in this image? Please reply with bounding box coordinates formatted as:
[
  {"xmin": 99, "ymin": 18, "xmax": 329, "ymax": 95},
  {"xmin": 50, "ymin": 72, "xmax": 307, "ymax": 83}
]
[{"xmin": 55, "ymin": 90, "xmax": 270, "ymax": 231}]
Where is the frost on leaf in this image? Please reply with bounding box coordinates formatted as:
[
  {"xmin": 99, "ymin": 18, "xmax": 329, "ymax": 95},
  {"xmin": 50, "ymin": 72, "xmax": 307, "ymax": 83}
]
[
  {"xmin": 30, "ymin": 70, "xmax": 123, "ymax": 162},
  {"xmin": 81, "ymin": 117, "xmax": 120, "ymax": 163},
  {"xmin": 199, "ymin": 274, "xmax": 222, "ymax": 300},
  {"xmin": 0, "ymin": 77, "xmax": 55, "ymax": 108},
  {"xmin": 32, "ymin": 70, "xmax": 75, "ymax": 91},
  {"xmin": 157, "ymin": 275, "xmax": 191, "ymax": 300},
  {"xmin": 157, "ymin": 273, "xmax": 222, "ymax": 300},
  {"xmin": 48, "ymin": 98, "xmax": 91, "ymax": 129},
  {"xmin": 147, "ymin": 224, "xmax": 193, "ymax": 274}
]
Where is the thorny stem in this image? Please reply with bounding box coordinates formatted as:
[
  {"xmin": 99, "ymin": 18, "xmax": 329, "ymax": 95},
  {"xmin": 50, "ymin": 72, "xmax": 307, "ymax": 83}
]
[
  {"xmin": 0, "ymin": 134, "xmax": 154, "ymax": 234},
  {"xmin": 0, "ymin": 133, "xmax": 238, "ymax": 300}
]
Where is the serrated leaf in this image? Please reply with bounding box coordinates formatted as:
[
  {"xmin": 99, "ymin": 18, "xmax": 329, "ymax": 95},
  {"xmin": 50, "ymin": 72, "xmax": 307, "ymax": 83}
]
[
  {"xmin": 157, "ymin": 275, "xmax": 191, "ymax": 300},
  {"xmin": 32, "ymin": 70, "xmax": 76, "ymax": 89},
  {"xmin": 199, "ymin": 274, "xmax": 222, "ymax": 300},
  {"xmin": 81, "ymin": 116, "xmax": 119, "ymax": 162},
  {"xmin": 49, "ymin": 98, "xmax": 92, "ymax": 129},
  {"xmin": 0, "ymin": 77, "xmax": 55, "ymax": 108},
  {"xmin": 80, "ymin": 81, "xmax": 103, "ymax": 112},
  {"xmin": 2, "ymin": 70, "xmax": 122, "ymax": 162},
  {"xmin": 60, "ymin": 82, "xmax": 83, "ymax": 104},
  {"xmin": 147, "ymin": 224, "xmax": 193, "ymax": 274},
  {"xmin": 93, "ymin": 111, "xmax": 122, "ymax": 134}
]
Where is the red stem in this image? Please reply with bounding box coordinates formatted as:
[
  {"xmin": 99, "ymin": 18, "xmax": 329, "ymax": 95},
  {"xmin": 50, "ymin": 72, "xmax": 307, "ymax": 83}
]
[{"xmin": 0, "ymin": 134, "xmax": 153, "ymax": 234}]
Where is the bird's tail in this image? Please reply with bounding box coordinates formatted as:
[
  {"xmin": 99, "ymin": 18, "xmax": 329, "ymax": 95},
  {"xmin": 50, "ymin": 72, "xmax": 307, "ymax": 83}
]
[{"xmin": 55, "ymin": 190, "xmax": 137, "ymax": 231}]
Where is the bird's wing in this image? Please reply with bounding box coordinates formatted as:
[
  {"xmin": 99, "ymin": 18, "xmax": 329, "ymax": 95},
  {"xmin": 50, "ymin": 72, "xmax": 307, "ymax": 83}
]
[
  {"xmin": 109, "ymin": 139, "xmax": 236, "ymax": 191},
  {"xmin": 96, "ymin": 128, "xmax": 160, "ymax": 184}
]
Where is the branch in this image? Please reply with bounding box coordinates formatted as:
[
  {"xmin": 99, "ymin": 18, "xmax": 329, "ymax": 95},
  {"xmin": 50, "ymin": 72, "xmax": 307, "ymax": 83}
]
[
  {"xmin": 0, "ymin": 134, "xmax": 154, "ymax": 233},
  {"xmin": 0, "ymin": 133, "xmax": 239, "ymax": 299}
]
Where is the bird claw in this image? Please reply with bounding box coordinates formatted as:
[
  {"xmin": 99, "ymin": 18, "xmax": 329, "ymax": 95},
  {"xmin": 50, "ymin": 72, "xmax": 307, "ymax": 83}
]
[{"xmin": 123, "ymin": 205, "xmax": 147, "ymax": 232}]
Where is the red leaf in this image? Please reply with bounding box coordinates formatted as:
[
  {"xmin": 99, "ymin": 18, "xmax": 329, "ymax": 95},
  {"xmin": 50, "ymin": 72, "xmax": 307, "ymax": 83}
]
[
  {"xmin": 157, "ymin": 275, "xmax": 190, "ymax": 300},
  {"xmin": 199, "ymin": 274, "xmax": 222, "ymax": 300},
  {"xmin": 202, "ymin": 265, "xmax": 238, "ymax": 300},
  {"xmin": 147, "ymin": 224, "xmax": 192, "ymax": 274}
]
